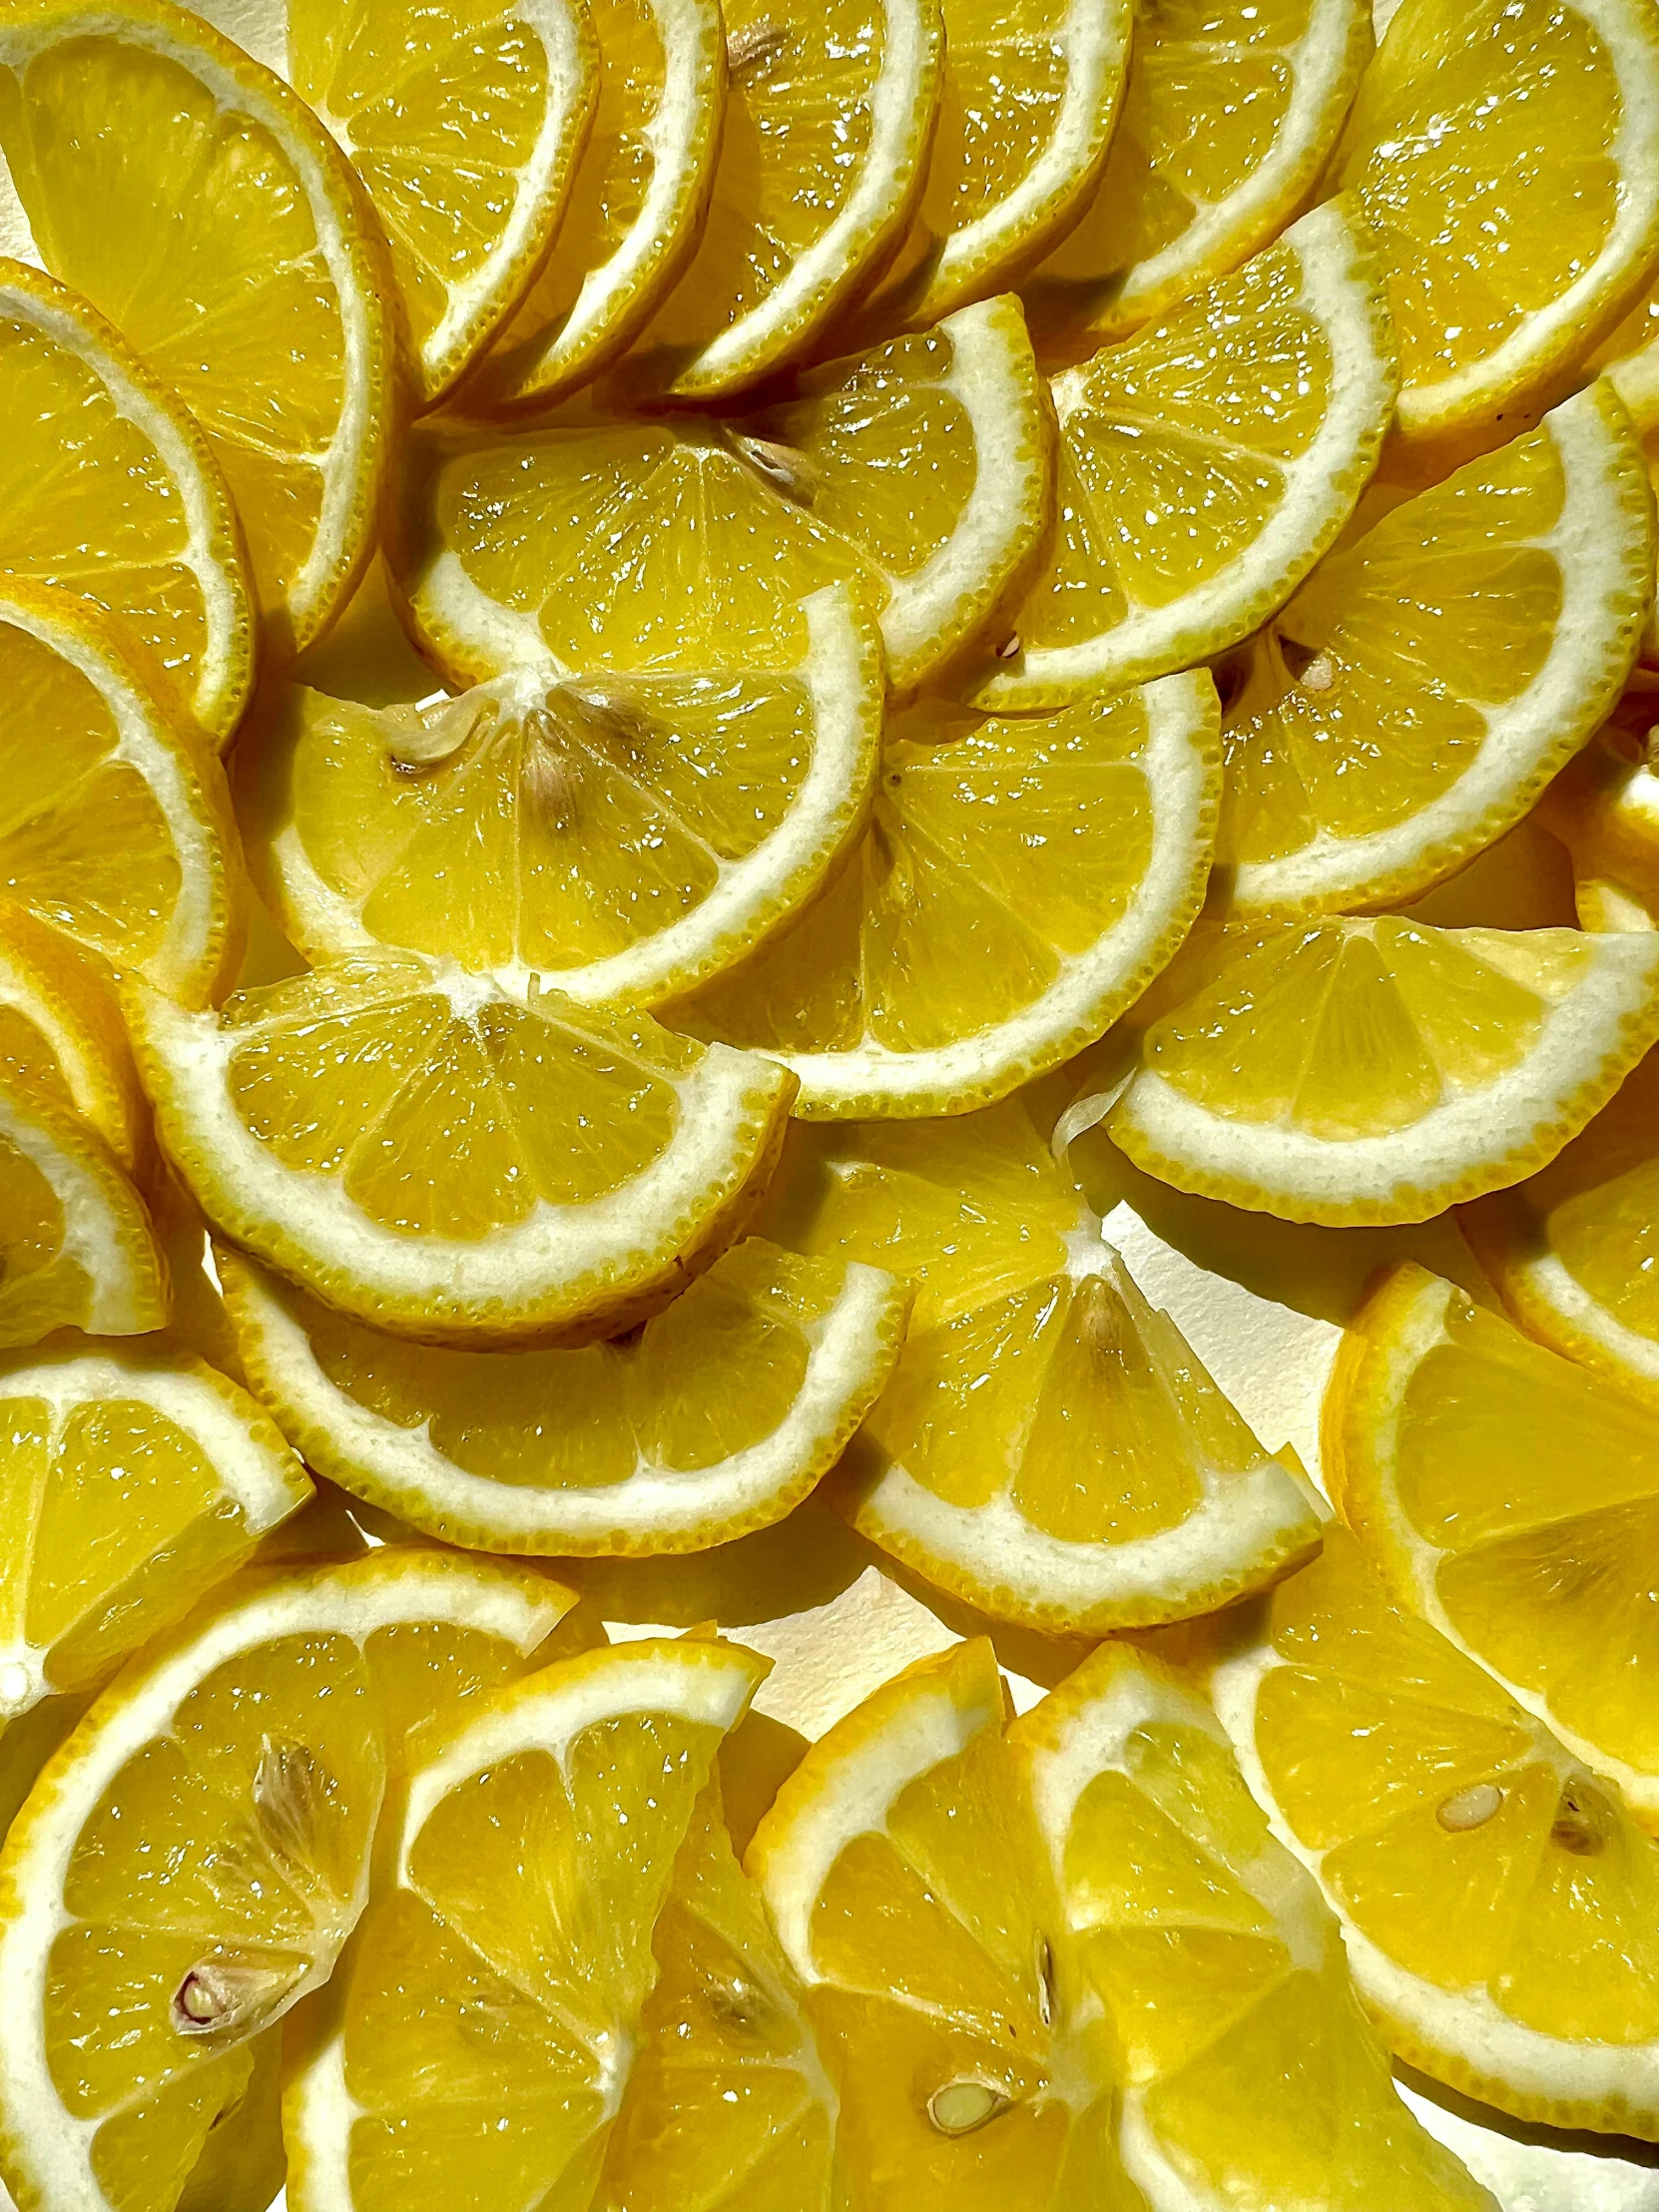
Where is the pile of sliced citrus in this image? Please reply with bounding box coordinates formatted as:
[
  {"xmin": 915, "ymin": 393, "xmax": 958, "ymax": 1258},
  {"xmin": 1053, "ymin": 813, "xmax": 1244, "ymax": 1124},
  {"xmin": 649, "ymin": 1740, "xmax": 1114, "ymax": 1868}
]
[{"xmin": 3, "ymin": 0, "xmax": 1659, "ymax": 2202}]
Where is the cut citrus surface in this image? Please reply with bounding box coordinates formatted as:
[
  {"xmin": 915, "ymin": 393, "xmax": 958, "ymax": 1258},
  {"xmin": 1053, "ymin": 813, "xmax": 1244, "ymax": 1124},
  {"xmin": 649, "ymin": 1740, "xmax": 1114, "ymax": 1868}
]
[
  {"xmin": 0, "ymin": 578, "xmax": 245, "ymax": 1008},
  {"xmin": 1108, "ymin": 918, "xmax": 1659, "ymax": 1225},
  {"xmin": 614, "ymin": 0, "xmax": 943, "ymax": 396},
  {"xmin": 459, "ymin": 0, "xmax": 726, "ymax": 409},
  {"xmin": 1209, "ymin": 1525, "xmax": 1659, "ymax": 2134},
  {"xmin": 127, "ymin": 951, "xmax": 798, "ymax": 1344},
  {"xmin": 675, "ymin": 671, "xmax": 1221, "ymax": 1118},
  {"xmin": 0, "ymin": 1546, "xmax": 570, "ymax": 2212},
  {"xmin": 220, "ymin": 1237, "xmax": 909, "ymax": 1554},
  {"xmin": 853, "ymin": 0, "xmax": 1130, "ymax": 328},
  {"xmin": 393, "ymin": 293, "xmax": 1051, "ymax": 699},
  {"xmin": 1217, "ymin": 380, "xmax": 1655, "ymax": 916},
  {"xmin": 0, "ymin": 0, "xmax": 400, "ymax": 654},
  {"xmin": 243, "ymin": 582, "xmax": 884, "ymax": 1007},
  {"xmin": 595, "ymin": 1771, "xmax": 841, "ymax": 2211},
  {"xmin": 1329, "ymin": 0, "xmax": 1659, "ymax": 441},
  {"xmin": 285, "ymin": 0, "xmax": 598, "ymax": 405},
  {"xmin": 281, "ymin": 1634, "xmax": 769, "ymax": 2212},
  {"xmin": 0, "ymin": 255, "xmax": 254, "ymax": 750},
  {"xmin": 759, "ymin": 1100, "xmax": 1320, "ymax": 1630},
  {"xmin": 1539, "ymin": 670, "xmax": 1659, "ymax": 915},
  {"xmin": 1325, "ymin": 1258, "xmax": 1659, "ymax": 1821},
  {"xmin": 0, "ymin": 1331, "xmax": 310, "ymax": 1722},
  {"xmin": 1464, "ymin": 1043, "xmax": 1659, "ymax": 1403},
  {"xmin": 0, "ymin": 1074, "xmax": 168, "ymax": 1349},
  {"xmin": 0, "ymin": 900, "xmax": 145, "ymax": 1172},
  {"xmin": 968, "ymin": 200, "xmax": 1397, "ymax": 710},
  {"xmin": 1023, "ymin": 0, "xmax": 1373, "ymax": 349},
  {"xmin": 746, "ymin": 1638, "xmax": 1133, "ymax": 2206},
  {"xmin": 1010, "ymin": 1639, "xmax": 1496, "ymax": 2210}
]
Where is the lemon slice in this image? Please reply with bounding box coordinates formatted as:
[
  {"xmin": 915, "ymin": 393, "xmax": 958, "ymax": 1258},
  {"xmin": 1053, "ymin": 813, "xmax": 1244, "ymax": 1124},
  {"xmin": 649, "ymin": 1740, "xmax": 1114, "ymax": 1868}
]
[
  {"xmin": 1023, "ymin": 0, "xmax": 1373, "ymax": 348},
  {"xmin": 0, "ymin": 1332, "xmax": 310, "ymax": 1726},
  {"xmin": 281, "ymin": 1635, "xmax": 768, "ymax": 2210},
  {"xmin": 0, "ymin": 901, "xmax": 145, "ymax": 1172},
  {"xmin": 615, "ymin": 0, "xmax": 943, "ymax": 397},
  {"xmin": 1540, "ymin": 671, "xmax": 1659, "ymax": 916},
  {"xmin": 969, "ymin": 200, "xmax": 1397, "ymax": 711},
  {"xmin": 393, "ymin": 294, "xmax": 1050, "ymax": 700},
  {"xmin": 0, "ymin": 1547, "xmax": 567, "ymax": 2211},
  {"xmin": 675, "ymin": 672, "xmax": 1220, "ymax": 1118},
  {"xmin": 1330, "ymin": 0, "xmax": 1659, "ymax": 441},
  {"xmin": 0, "ymin": 1074, "xmax": 168, "ymax": 1349},
  {"xmin": 761, "ymin": 1101, "xmax": 1321, "ymax": 1631},
  {"xmin": 748, "ymin": 1638, "xmax": 1131, "ymax": 2201},
  {"xmin": 1209, "ymin": 1525, "xmax": 1659, "ymax": 2133},
  {"xmin": 127, "ymin": 952, "xmax": 797, "ymax": 1344},
  {"xmin": 1219, "ymin": 381, "xmax": 1654, "ymax": 917},
  {"xmin": 459, "ymin": 0, "xmax": 726, "ymax": 410},
  {"xmin": 597, "ymin": 1773, "xmax": 839, "ymax": 2209},
  {"xmin": 1010, "ymin": 1639, "xmax": 1496, "ymax": 2210},
  {"xmin": 854, "ymin": 0, "xmax": 1130, "ymax": 328},
  {"xmin": 0, "ymin": 0, "xmax": 399, "ymax": 655},
  {"xmin": 1108, "ymin": 918, "xmax": 1659, "ymax": 1225},
  {"xmin": 1464, "ymin": 1044, "xmax": 1659, "ymax": 1402},
  {"xmin": 0, "ymin": 579, "xmax": 245, "ymax": 1008},
  {"xmin": 219, "ymin": 1238, "xmax": 909, "ymax": 1554},
  {"xmin": 284, "ymin": 0, "xmax": 598, "ymax": 405},
  {"xmin": 0, "ymin": 256, "xmax": 254, "ymax": 751},
  {"xmin": 243, "ymin": 583, "xmax": 883, "ymax": 1006},
  {"xmin": 1325, "ymin": 1259, "xmax": 1659, "ymax": 1822}
]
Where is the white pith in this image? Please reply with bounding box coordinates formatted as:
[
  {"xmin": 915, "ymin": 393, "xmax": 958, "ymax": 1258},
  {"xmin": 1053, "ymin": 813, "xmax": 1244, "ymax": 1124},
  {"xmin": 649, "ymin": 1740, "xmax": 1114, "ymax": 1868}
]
[
  {"xmin": 0, "ymin": 269, "xmax": 245, "ymax": 739},
  {"xmin": 286, "ymin": 1638, "xmax": 766, "ymax": 2205},
  {"xmin": 0, "ymin": 1342, "xmax": 307, "ymax": 1716},
  {"xmin": 1210, "ymin": 1637, "xmax": 1659, "ymax": 2124},
  {"xmin": 1113, "ymin": 927, "xmax": 1659, "ymax": 1216},
  {"xmin": 1231, "ymin": 384, "xmax": 1654, "ymax": 912},
  {"xmin": 0, "ymin": 1552, "xmax": 566, "ymax": 2212},
  {"xmin": 1506, "ymin": 1242, "xmax": 1659, "ymax": 1386},
  {"xmin": 977, "ymin": 198, "xmax": 1395, "ymax": 704},
  {"xmin": 0, "ymin": 948, "xmax": 119, "ymax": 1153},
  {"xmin": 779, "ymin": 668, "xmax": 1217, "ymax": 1112},
  {"xmin": 0, "ymin": 1086, "xmax": 155, "ymax": 1334},
  {"xmin": 135, "ymin": 969, "xmax": 791, "ymax": 1331},
  {"xmin": 228, "ymin": 1251, "xmax": 904, "ymax": 1549},
  {"xmin": 271, "ymin": 584, "xmax": 882, "ymax": 1006},
  {"xmin": 0, "ymin": 5, "xmax": 385, "ymax": 644}
]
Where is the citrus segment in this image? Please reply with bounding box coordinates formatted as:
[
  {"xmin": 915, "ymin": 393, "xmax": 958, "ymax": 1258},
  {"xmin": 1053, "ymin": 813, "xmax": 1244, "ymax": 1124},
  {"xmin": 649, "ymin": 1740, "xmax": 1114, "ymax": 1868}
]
[
  {"xmin": 1023, "ymin": 0, "xmax": 1373, "ymax": 348},
  {"xmin": 1325, "ymin": 1259, "xmax": 1659, "ymax": 1821},
  {"xmin": 127, "ymin": 952, "xmax": 798, "ymax": 1344},
  {"xmin": 287, "ymin": 0, "xmax": 598, "ymax": 404},
  {"xmin": 1011, "ymin": 1639, "xmax": 1496, "ymax": 2210},
  {"xmin": 970, "ymin": 199, "xmax": 1397, "ymax": 709},
  {"xmin": 1109, "ymin": 918, "xmax": 1659, "ymax": 1224},
  {"xmin": 675, "ymin": 671, "xmax": 1220, "ymax": 1118},
  {"xmin": 0, "ymin": 0, "xmax": 400, "ymax": 654},
  {"xmin": 0, "ymin": 1548, "xmax": 569, "ymax": 2212},
  {"xmin": 394, "ymin": 294, "xmax": 1050, "ymax": 699},
  {"xmin": 1539, "ymin": 671, "xmax": 1659, "ymax": 916},
  {"xmin": 0, "ymin": 256, "xmax": 253, "ymax": 749},
  {"xmin": 0, "ymin": 579, "xmax": 245, "ymax": 1008},
  {"xmin": 0, "ymin": 1075, "xmax": 168, "ymax": 1349},
  {"xmin": 1218, "ymin": 380, "xmax": 1655, "ymax": 916},
  {"xmin": 0, "ymin": 901, "xmax": 145, "ymax": 1172},
  {"xmin": 1330, "ymin": 0, "xmax": 1659, "ymax": 439},
  {"xmin": 220, "ymin": 1238, "xmax": 909, "ymax": 1554},
  {"xmin": 761, "ymin": 1100, "xmax": 1321, "ymax": 1630},
  {"xmin": 280, "ymin": 1636, "xmax": 769, "ymax": 2212},
  {"xmin": 243, "ymin": 582, "xmax": 884, "ymax": 1006},
  {"xmin": 1210, "ymin": 1526, "xmax": 1659, "ymax": 2134},
  {"xmin": 617, "ymin": 0, "xmax": 943, "ymax": 396},
  {"xmin": 460, "ymin": 0, "xmax": 726, "ymax": 409}
]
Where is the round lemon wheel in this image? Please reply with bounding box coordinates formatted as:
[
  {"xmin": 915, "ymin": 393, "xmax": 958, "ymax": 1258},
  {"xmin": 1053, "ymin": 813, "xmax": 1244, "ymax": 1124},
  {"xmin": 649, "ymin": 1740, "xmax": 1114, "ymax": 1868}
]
[
  {"xmin": 221, "ymin": 1238, "xmax": 909, "ymax": 1554},
  {"xmin": 127, "ymin": 952, "xmax": 798, "ymax": 1344},
  {"xmin": 0, "ymin": 257, "xmax": 254, "ymax": 750},
  {"xmin": 0, "ymin": 901, "xmax": 146, "ymax": 1173},
  {"xmin": 0, "ymin": 0, "xmax": 401, "ymax": 655}
]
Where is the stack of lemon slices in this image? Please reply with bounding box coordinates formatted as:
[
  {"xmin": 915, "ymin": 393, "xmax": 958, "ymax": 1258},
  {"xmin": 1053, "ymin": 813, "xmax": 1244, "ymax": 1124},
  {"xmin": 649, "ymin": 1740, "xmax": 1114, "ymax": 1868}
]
[{"xmin": 4, "ymin": 0, "xmax": 1659, "ymax": 2204}]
